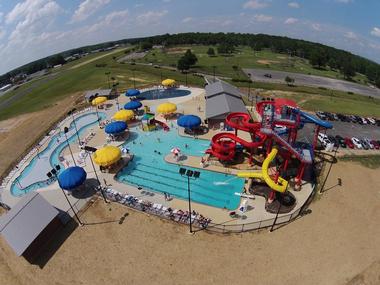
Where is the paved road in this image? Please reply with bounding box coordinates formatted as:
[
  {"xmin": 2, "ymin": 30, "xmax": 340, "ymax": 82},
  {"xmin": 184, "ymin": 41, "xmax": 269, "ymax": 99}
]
[{"xmin": 244, "ymin": 68, "xmax": 380, "ymax": 98}]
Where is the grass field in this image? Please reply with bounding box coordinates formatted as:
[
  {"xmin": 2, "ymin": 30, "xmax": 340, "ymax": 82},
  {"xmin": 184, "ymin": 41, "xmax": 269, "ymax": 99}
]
[
  {"xmin": 137, "ymin": 45, "xmax": 368, "ymax": 83},
  {"xmin": 339, "ymin": 154, "xmax": 380, "ymax": 169},
  {"xmin": 0, "ymin": 45, "xmax": 379, "ymax": 121}
]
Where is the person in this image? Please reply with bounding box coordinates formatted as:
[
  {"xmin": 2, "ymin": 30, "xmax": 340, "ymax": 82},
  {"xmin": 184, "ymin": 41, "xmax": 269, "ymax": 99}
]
[
  {"xmin": 164, "ymin": 192, "xmax": 168, "ymax": 201},
  {"xmin": 200, "ymin": 157, "xmax": 206, "ymax": 168},
  {"xmin": 185, "ymin": 143, "xmax": 189, "ymax": 149},
  {"xmin": 157, "ymin": 137, "xmax": 161, "ymax": 143}
]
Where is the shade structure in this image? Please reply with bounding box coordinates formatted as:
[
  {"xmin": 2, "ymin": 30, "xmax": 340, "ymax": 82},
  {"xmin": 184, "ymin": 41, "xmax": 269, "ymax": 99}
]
[
  {"xmin": 162, "ymin": 79, "xmax": 176, "ymax": 87},
  {"xmin": 58, "ymin": 166, "xmax": 87, "ymax": 191},
  {"xmin": 91, "ymin": 96, "xmax": 107, "ymax": 106},
  {"xmin": 177, "ymin": 115, "xmax": 201, "ymax": 129},
  {"xmin": 125, "ymin": 89, "xmax": 140, "ymax": 97},
  {"xmin": 113, "ymin": 109, "xmax": 134, "ymax": 121},
  {"xmin": 124, "ymin": 100, "xmax": 142, "ymax": 110},
  {"xmin": 157, "ymin": 102, "xmax": 177, "ymax": 114},
  {"xmin": 105, "ymin": 121, "xmax": 128, "ymax": 134},
  {"xmin": 93, "ymin": 146, "xmax": 121, "ymax": 167}
]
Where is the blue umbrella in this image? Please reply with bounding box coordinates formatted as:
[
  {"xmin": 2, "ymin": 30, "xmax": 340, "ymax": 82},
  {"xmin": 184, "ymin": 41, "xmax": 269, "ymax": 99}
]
[
  {"xmin": 124, "ymin": 100, "xmax": 142, "ymax": 110},
  {"xmin": 58, "ymin": 166, "xmax": 87, "ymax": 190},
  {"xmin": 177, "ymin": 115, "xmax": 202, "ymax": 129},
  {"xmin": 125, "ymin": 89, "xmax": 140, "ymax": 97},
  {"xmin": 105, "ymin": 121, "xmax": 128, "ymax": 134}
]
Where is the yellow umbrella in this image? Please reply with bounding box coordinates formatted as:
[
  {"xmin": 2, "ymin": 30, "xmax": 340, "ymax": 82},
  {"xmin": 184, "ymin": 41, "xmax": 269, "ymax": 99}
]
[
  {"xmin": 93, "ymin": 146, "xmax": 121, "ymax": 166},
  {"xmin": 162, "ymin": 79, "xmax": 176, "ymax": 87},
  {"xmin": 113, "ymin": 109, "xmax": 134, "ymax": 121},
  {"xmin": 91, "ymin": 96, "xmax": 107, "ymax": 106},
  {"xmin": 157, "ymin": 102, "xmax": 177, "ymax": 114}
]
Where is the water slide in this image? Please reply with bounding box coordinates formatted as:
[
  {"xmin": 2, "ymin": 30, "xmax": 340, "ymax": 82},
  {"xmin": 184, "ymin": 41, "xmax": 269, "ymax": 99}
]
[
  {"xmin": 151, "ymin": 118, "xmax": 170, "ymax": 131},
  {"xmin": 206, "ymin": 132, "xmax": 266, "ymax": 161},
  {"xmin": 237, "ymin": 148, "xmax": 288, "ymax": 193},
  {"xmin": 225, "ymin": 112, "xmax": 261, "ymax": 132},
  {"xmin": 294, "ymin": 109, "xmax": 333, "ymax": 129}
]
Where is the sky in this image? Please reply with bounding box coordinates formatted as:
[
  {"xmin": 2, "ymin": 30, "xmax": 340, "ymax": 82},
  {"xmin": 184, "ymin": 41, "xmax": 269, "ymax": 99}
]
[{"xmin": 0, "ymin": 0, "xmax": 380, "ymax": 75}]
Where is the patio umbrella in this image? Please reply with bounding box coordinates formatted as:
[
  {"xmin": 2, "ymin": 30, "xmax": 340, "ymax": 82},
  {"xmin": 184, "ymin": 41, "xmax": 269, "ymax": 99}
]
[
  {"xmin": 162, "ymin": 79, "xmax": 176, "ymax": 87},
  {"xmin": 177, "ymin": 115, "xmax": 201, "ymax": 129},
  {"xmin": 124, "ymin": 100, "xmax": 142, "ymax": 110},
  {"xmin": 113, "ymin": 109, "xmax": 134, "ymax": 121},
  {"xmin": 58, "ymin": 166, "xmax": 87, "ymax": 190},
  {"xmin": 93, "ymin": 146, "xmax": 121, "ymax": 166},
  {"xmin": 91, "ymin": 96, "xmax": 107, "ymax": 106},
  {"xmin": 105, "ymin": 121, "xmax": 128, "ymax": 134},
  {"xmin": 157, "ymin": 102, "xmax": 177, "ymax": 114},
  {"xmin": 171, "ymin": 147, "xmax": 181, "ymax": 154},
  {"xmin": 125, "ymin": 89, "xmax": 140, "ymax": 97}
]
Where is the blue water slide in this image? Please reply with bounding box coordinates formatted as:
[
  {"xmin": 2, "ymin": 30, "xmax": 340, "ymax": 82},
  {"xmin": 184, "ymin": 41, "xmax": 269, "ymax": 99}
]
[{"xmin": 297, "ymin": 110, "xmax": 333, "ymax": 129}]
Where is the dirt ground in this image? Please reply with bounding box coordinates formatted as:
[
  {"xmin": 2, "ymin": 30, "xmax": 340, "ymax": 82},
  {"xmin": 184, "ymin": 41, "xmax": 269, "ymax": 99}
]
[
  {"xmin": 0, "ymin": 161, "xmax": 379, "ymax": 285},
  {"xmin": 257, "ymin": 59, "xmax": 280, "ymax": 65},
  {"xmin": 0, "ymin": 94, "xmax": 82, "ymax": 178}
]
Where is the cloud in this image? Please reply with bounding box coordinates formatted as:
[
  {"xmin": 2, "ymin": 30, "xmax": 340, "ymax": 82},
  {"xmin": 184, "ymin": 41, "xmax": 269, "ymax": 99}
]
[
  {"xmin": 284, "ymin": 17, "xmax": 298, "ymax": 24},
  {"xmin": 344, "ymin": 31, "xmax": 357, "ymax": 40},
  {"xmin": 335, "ymin": 0, "xmax": 353, "ymax": 3},
  {"xmin": 288, "ymin": 2, "xmax": 300, "ymax": 8},
  {"xmin": 253, "ymin": 14, "xmax": 272, "ymax": 22},
  {"xmin": 370, "ymin": 27, "xmax": 380, "ymax": 37},
  {"xmin": 0, "ymin": 12, "xmax": 3, "ymax": 23},
  {"xmin": 0, "ymin": 26, "xmax": 5, "ymax": 39},
  {"xmin": 6, "ymin": 0, "xmax": 60, "ymax": 24},
  {"xmin": 71, "ymin": 0, "xmax": 110, "ymax": 23},
  {"xmin": 136, "ymin": 10, "xmax": 168, "ymax": 25},
  {"xmin": 86, "ymin": 10, "xmax": 129, "ymax": 33},
  {"xmin": 243, "ymin": 0, "xmax": 268, "ymax": 9},
  {"xmin": 182, "ymin": 17, "xmax": 193, "ymax": 23},
  {"xmin": 311, "ymin": 23, "xmax": 322, "ymax": 31}
]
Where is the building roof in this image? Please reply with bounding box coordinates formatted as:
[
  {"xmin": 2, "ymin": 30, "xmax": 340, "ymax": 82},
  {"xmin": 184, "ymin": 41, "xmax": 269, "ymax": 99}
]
[
  {"xmin": 84, "ymin": 89, "xmax": 112, "ymax": 100},
  {"xmin": 0, "ymin": 192, "xmax": 59, "ymax": 256},
  {"xmin": 205, "ymin": 81, "xmax": 243, "ymax": 99},
  {"xmin": 205, "ymin": 81, "xmax": 247, "ymax": 119}
]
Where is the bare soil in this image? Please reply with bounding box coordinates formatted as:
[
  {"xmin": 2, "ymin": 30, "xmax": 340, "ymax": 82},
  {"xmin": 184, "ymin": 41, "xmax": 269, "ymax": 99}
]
[
  {"xmin": 0, "ymin": 161, "xmax": 379, "ymax": 285},
  {"xmin": 257, "ymin": 59, "xmax": 280, "ymax": 65}
]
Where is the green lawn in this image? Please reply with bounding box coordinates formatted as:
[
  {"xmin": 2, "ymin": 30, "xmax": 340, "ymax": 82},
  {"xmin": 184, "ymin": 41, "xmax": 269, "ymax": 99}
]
[
  {"xmin": 339, "ymin": 155, "xmax": 380, "ymax": 169},
  {"xmin": 136, "ymin": 45, "xmax": 367, "ymax": 83}
]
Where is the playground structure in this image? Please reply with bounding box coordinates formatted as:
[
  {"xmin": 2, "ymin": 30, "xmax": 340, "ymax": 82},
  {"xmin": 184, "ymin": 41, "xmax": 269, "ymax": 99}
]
[
  {"xmin": 206, "ymin": 98, "xmax": 333, "ymax": 204},
  {"xmin": 141, "ymin": 112, "xmax": 170, "ymax": 132}
]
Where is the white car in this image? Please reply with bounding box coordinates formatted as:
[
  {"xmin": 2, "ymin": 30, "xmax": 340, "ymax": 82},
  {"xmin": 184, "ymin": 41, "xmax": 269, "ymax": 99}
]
[
  {"xmin": 367, "ymin": 117, "xmax": 376, "ymax": 125},
  {"xmin": 318, "ymin": 133, "xmax": 331, "ymax": 147},
  {"xmin": 351, "ymin": 137, "xmax": 363, "ymax": 149},
  {"xmin": 361, "ymin": 117, "xmax": 368, "ymax": 124}
]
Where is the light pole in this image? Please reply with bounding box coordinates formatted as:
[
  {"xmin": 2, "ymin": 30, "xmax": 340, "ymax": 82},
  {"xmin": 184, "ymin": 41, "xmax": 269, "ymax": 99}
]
[
  {"xmin": 105, "ymin": 72, "xmax": 111, "ymax": 89},
  {"xmin": 83, "ymin": 146, "xmax": 108, "ymax": 203},
  {"xmin": 68, "ymin": 109, "xmax": 80, "ymax": 145},
  {"xmin": 113, "ymin": 82, "xmax": 120, "ymax": 111},
  {"xmin": 64, "ymin": 127, "xmax": 77, "ymax": 166},
  {"xmin": 48, "ymin": 167, "xmax": 83, "ymax": 226},
  {"xmin": 132, "ymin": 69, "xmax": 136, "ymax": 89},
  {"xmin": 185, "ymin": 71, "xmax": 188, "ymax": 87},
  {"xmin": 212, "ymin": 66, "xmax": 216, "ymax": 82},
  {"xmin": 179, "ymin": 167, "xmax": 200, "ymax": 233}
]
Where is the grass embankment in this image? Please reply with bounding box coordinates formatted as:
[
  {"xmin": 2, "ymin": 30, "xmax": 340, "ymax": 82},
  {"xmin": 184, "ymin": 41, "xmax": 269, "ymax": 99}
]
[
  {"xmin": 137, "ymin": 45, "xmax": 368, "ymax": 83},
  {"xmin": 339, "ymin": 155, "xmax": 380, "ymax": 169}
]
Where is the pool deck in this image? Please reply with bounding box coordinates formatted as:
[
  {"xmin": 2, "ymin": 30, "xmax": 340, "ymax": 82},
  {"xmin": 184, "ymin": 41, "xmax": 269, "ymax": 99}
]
[{"xmin": 1, "ymin": 85, "xmax": 313, "ymax": 229}]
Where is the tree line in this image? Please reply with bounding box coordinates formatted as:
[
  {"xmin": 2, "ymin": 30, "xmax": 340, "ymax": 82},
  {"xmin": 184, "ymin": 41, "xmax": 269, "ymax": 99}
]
[{"xmin": 2, "ymin": 32, "xmax": 380, "ymax": 87}]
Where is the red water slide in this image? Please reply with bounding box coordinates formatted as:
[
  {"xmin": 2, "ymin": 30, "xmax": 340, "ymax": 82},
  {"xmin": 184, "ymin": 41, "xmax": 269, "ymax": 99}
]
[
  {"xmin": 151, "ymin": 119, "xmax": 169, "ymax": 131},
  {"xmin": 206, "ymin": 113, "xmax": 266, "ymax": 161}
]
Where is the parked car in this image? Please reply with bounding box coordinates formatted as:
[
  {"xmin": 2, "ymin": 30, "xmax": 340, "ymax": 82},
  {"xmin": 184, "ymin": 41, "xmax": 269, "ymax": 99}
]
[
  {"xmin": 264, "ymin": 73, "xmax": 272, "ymax": 78},
  {"xmin": 363, "ymin": 138, "xmax": 374, "ymax": 149},
  {"xmin": 371, "ymin": 140, "xmax": 380, "ymax": 149},
  {"xmin": 351, "ymin": 137, "xmax": 363, "ymax": 149},
  {"xmin": 316, "ymin": 111, "xmax": 327, "ymax": 120},
  {"xmin": 332, "ymin": 113, "xmax": 339, "ymax": 121},
  {"xmin": 367, "ymin": 117, "xmax": 376, "ymax": 125},
  {"xmin": 328, "ymin": 135, "xmax": 339, "ymax": 147},
  {"xmin": 360, "ymin": 139, "xmax": 370, "ymax": 150},
  {"xmin": 360, "ymin": 117, "xmax": 368, "ymax": 125},
  {"xmin": 335, "ymin": 135, "xmax": 346, "ymax": 148},
  {"xmin": 349, "ymin": 115, "xmax": 358, "ymax": 123},
  {"xmin": 318, "ymin": 133, "xmax": 331, "ymax": 147},
  {"xmin": 345, "ymin": 137, "xmax": 354, "ymax": 149},
  {"xmin": 355, "ymin": 116, "xmax": 363, "ymax": 124}
]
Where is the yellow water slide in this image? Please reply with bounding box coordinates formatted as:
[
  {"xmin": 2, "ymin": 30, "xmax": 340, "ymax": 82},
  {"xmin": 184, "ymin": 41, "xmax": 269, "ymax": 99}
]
[{"xmin": 237, "ymin": 148, "xmax": 288, "ymax": 193}]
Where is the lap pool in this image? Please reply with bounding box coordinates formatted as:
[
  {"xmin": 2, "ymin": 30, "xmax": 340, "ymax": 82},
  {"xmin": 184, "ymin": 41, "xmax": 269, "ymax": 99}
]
[
  {"xmin": 139, "ymin": 88, "xmax": 191, "ymax": 100},
  {"xmin": 116, "ymin": 127, "xmax": 245, "ymax": 210}
]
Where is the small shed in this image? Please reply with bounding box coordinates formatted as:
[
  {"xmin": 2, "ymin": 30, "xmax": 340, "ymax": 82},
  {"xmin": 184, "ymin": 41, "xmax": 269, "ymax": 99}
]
[
  {"xmin": 0, "ymin": 192, "xmax": 62, "ymax": 261},
  {"xmin": 205, "ymin": 81, "xmax": 247, "ymax": 128}
]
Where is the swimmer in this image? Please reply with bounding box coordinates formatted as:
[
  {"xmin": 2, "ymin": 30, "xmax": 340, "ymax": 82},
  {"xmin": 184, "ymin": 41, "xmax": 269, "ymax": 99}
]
[
  {"xmin": 157, "ymin": 137, "xmax": 161, "ymax": 143},
  {"xmin": 185, "ymin": 143, "xmax": 189, "ymax": 149}
]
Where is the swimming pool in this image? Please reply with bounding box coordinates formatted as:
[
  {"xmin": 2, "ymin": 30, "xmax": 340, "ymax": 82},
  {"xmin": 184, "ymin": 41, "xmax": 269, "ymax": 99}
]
[
  {"xmin": 10, "ymin": 112, "xmax": 106, "ymax": 196},
  {"xmin": 116, "ymin": 127, "xmax": 245, "ymax": 210},
  {"xmin": 139, "ymin": 88, "xmax": 191, "ymax": 100}
]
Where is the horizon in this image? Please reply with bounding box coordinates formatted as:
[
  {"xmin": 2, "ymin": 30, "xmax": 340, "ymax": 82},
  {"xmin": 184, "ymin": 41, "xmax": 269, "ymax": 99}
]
[{"xmin": 0, "ymin": 0, "xmax": 380, "ymax": 75}]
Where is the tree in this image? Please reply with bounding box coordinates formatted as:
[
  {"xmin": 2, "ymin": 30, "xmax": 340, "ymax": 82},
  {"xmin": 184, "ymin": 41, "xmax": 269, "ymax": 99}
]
[
  {"xmin": 310, "ymin": 50, "xmax": 327, "ymax": 69},
  {"xmin": 285, "ymin": 76, "xmax": 295, "ymax": 86},
  {"xmin": 341, "ymin": 59, "xmax": 356, "ymax": 79},
  {"xmin": 140, "ymin": 41, "xmax": 153, "ymax": 50},
  {"xmin": 217, "ymin": 43, "xmax": 234, "ymax": 54},
  {"xmin": 177, "ymin": 57, "xmax": 190, "ymax": 71},
  {"xmin": 207, "ymin": 47, "xmax": 215, "ymax": 56},
  {"xmin": 375, "ymin": 76, "xmax": 380, "ymax": 88}
]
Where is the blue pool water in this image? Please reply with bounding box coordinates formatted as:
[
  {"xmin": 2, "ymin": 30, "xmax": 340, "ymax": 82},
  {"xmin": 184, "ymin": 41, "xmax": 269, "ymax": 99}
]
[
  {"xmin": 139, "ymin": 88, "xmax": 191, "ymax": 100},
  {"xmin": 11, "ymin": 112, "xmax": 106, "ymax": 196},
  {"xmin": 116, "ymin": 127, "xmax": 245, "ymax": 210}
]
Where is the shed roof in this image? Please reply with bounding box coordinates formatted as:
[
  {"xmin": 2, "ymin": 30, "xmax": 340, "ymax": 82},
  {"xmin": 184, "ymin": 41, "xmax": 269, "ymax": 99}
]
[
  {"xmin": 205, "ymin": 81, "xmax": 247, "ymax": 119},
  {"xmin": 205, "ymin": 81, "xmax": 243, "ymax": 99},
  {"xmin": 0, "ymin": 192, "xmax": 59, "ymax": 256}
]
